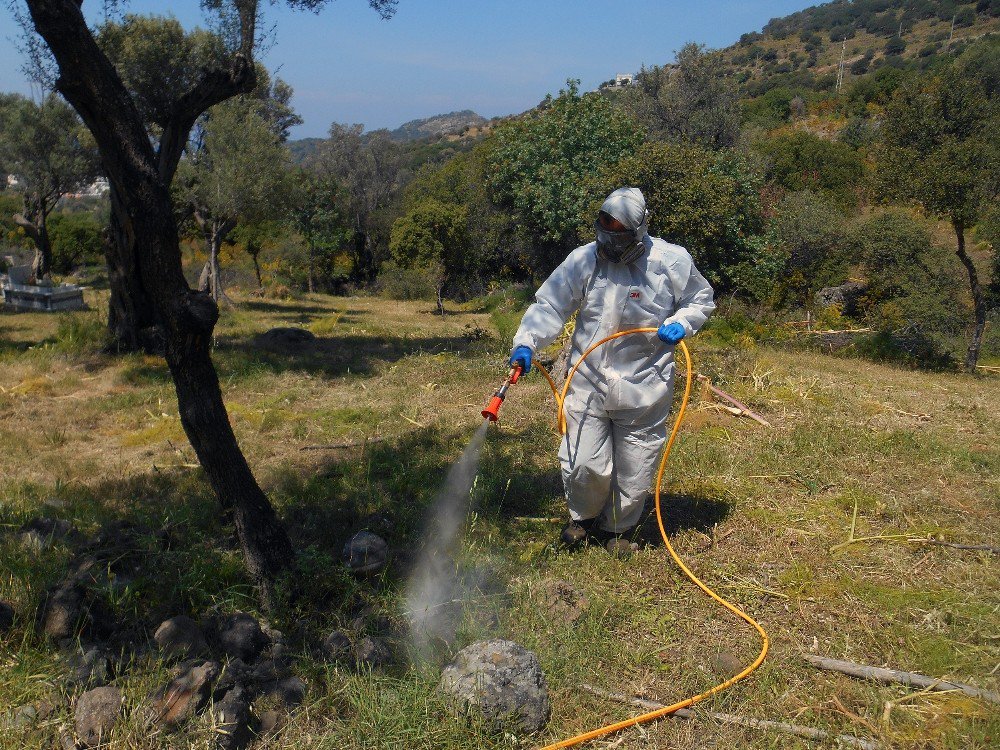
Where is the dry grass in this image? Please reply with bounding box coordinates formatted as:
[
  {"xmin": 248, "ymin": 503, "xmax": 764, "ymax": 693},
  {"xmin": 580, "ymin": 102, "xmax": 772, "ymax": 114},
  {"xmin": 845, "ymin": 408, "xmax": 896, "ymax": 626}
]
[{"xmin": 1, "ymin": 290, "xmax": 998, "ymax": 749}]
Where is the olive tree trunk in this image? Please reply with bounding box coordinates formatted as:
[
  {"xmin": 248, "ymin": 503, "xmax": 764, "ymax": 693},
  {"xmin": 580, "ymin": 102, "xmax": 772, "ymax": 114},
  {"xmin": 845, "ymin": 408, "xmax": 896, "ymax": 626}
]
[
  {"xmin": 954, "ymin": 221, "xmax": 987, "ymax": 372},
  {"xmin": 25, "ymin": 0, "xmax": 296, "ymax": 607}
]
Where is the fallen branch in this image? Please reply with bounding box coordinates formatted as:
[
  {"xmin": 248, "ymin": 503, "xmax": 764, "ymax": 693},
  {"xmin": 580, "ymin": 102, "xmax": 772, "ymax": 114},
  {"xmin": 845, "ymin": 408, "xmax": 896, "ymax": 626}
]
[
  {"xmin": 830, "ymin": 496, "xmax": 912, "ymax": 553},
  {"xmin": 299, "ymin": 436, "xmax": 389, "ymax": 452},
  {"xmin": 802, "ymin": 655, "xmax": 1000, "ymax": 705},
  {"xmin": 579, "ymin": 684, "xmax": 878, "ymax": 750},
  {"xmin": 696, "ymin": 375, "xmax": 771, "ymax": 427},
  {"xmin": 797, "ymin": 327, "xmax": 872, "ymax": 335},
  {"xmin": 907, "ymin": 537, "xmax": 1000, "ymax": 554}
]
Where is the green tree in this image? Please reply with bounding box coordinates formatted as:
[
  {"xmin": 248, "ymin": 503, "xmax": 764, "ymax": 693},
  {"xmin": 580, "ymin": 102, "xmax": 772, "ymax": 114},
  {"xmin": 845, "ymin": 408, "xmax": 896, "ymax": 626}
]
[
  {"xmin": 755, "ymin": 131, "xmax": 866, "ymax": 208},
  {"xmin": 315, "ymin": 123, "xmax": 403, "ymax": 285},
  {"xmin": 877, "ymin": 66, "xmax": 999, "ymax": 371},
  {"xmin": 592, "ymin": 142, "xmax": 765, "ymax": 293},
  {"xmin": 17, "ymin": 0, "xmax": 398, "ymax": 607},
  {"xmin": 290, "ymin": 169, "xmax": 348, "ymax": 293},
  {"xmin": 769, "ymin": 191, "xmax": 850, "ymax": 306},
  {"xmin": 48, "ymin": 211, "xmax": 105, "ymax": 273},
  {"xmin": 626, "ymin": 43, "xmax": 741, "ymax": 149},
  {"xmin": 484, "ymin": 80, "xmax": 644, "ymax": 274},
  {"xmin": 388, "ymin": 198, "xmax": 469, "ymax": 314},
  {"xmin": 853, "ymin": 210, "xmax": 967, "ymax": 367},
  {"xmin": 177, "ymin": 87, "xmax": 298, "ymax": 302},
  {"xmin": 0, "ymin": 93, "xmax": 97, "ymax": 278}
]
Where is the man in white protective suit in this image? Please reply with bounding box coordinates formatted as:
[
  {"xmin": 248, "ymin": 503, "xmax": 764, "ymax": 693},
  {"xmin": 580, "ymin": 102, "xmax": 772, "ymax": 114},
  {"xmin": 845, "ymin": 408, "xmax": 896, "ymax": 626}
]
[{"xmin": 509, "ymin": 187, "xmax": 715, "ymax": 557}]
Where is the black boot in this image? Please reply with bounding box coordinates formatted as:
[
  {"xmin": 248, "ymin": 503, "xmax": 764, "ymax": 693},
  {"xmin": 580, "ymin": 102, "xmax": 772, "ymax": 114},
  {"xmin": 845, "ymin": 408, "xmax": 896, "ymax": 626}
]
[{"xmin": 560, "ymin": 518, "xmax": 595, "ymax": 548}]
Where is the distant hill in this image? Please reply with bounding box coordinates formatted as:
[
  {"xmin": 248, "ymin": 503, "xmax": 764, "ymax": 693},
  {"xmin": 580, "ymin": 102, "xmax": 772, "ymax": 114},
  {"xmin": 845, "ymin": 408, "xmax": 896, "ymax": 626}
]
[
  {"xmin": 717, "ymin": 0, "xmax": 999, "ymax": 91},
  {"xmin": 288, "ymin": 137, "xmax": 325, "ymax": 166},
  {"xmin": 388, "ymin": 110, "xmax": 488, "ymax": 142}
]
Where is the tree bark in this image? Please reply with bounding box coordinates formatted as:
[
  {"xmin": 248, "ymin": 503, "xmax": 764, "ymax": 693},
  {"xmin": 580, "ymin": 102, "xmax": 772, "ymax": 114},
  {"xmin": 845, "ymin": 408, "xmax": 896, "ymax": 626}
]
[
  {"xmin": 14, "ymin": 206, "xmax": 52, "ymax": 280},
  {"xmin": 25, "ymin": 0, "xmax": 295, "ymax": 608},
  {"xmin": 105, "ymin": 182, "xmax": 160, "ymax": 352},
  {"xmin": 953, "ymin": 221, "xmax": 987, "ymax": 372}
]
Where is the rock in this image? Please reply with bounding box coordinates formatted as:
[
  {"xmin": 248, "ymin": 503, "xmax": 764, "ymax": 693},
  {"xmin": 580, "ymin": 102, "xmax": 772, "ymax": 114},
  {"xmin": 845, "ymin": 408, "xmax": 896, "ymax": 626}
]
[
  {"xmin": 535, "ymin": 580, "xmax": 589, "ymax": 626},
  {"xmin": 212, "ymin": 691, "xmax": 253, "ymax": 750},
  {"xmin": 262, "ymin": 676, "xmax": 306, "ymax": 708},
  {"xmin": 257, "ymin": 708, "xmax": 284, "ymax": 737},
  {"xmin": 0, "ymin": 600, "xmax": 14, "ymax": 632},
  {"xmin": 710, "ymin": 651, "xmax": 745, "ymax": 678},
  {"xmin": 814, "ymin": 281, "xmax": 866, "ymax": 314},
  {"xmin": 255, "ymin": 327, "xmax": 316, "ymax": 349},
  {"xmin": 75, "ymin": 686, "xmax": 122, "ymax": 748},
  {"xmin": 19, "ymin": 517, "xmax": 77, "ymax": 550},
  {"xmin": 58, "ymin": 728, "xmax": 81, "ymax": 750},
  {"xmin": 12, "ymin": 700, "xmax": 54, "ymax": 729},
  {"xmin": 154, "ymin": 616, "xmax": 209, "ymax": 660},
  {"xmin": 148, "ymin": 660, "xmax": 220, "ymax": 727},
  {"xmin": 354, "ymin": 636, "xmax": 392, "ymax": 669},
  {"xmin": 66, "ymin": 646, "xmax": 113, "ymax": 689},
  {"xmin": 321, "ymin": 630, "xmax": 352, "ymax": 663},
  {"xmin": 439, "ymin": 639, "xmax": 550, "ymax": 734},
  {"xmin": 211, "ymin": 659, "xmax": 252, "ymax": 704},
  {"xmin": 251, "ymin": 654, "xmax": 291, "ymax": 685},
  {"xmin": 39, "ymin": 580, "xmax": 85, "ymax": 640},
  {"xmin": 216, "ymin": 613, "xmax": 270, "ymax": 662},
  {"xmin": 342, "ymin": 531, "xmax": 388, "ymax": 574}
]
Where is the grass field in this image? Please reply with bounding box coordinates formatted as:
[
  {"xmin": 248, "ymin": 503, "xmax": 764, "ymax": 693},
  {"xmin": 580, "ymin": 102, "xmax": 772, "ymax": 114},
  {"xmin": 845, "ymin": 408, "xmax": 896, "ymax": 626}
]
[{"xmin": 1, "ymin": 289, "xmax": 998, "ymax": 749}]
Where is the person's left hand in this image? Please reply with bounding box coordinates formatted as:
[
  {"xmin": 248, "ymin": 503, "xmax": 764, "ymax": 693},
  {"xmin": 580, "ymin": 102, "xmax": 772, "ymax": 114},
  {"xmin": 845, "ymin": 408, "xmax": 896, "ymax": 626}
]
[{"xmin": 657, "ymin": 322, "xmax": 686, "ymax": 344}]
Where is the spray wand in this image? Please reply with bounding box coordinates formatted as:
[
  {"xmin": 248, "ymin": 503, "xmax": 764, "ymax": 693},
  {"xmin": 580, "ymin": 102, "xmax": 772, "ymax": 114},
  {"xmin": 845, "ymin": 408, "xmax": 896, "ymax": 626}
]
[{"xmin": 480, "ymin": 365, "xmax": 522, "ymax": 422}]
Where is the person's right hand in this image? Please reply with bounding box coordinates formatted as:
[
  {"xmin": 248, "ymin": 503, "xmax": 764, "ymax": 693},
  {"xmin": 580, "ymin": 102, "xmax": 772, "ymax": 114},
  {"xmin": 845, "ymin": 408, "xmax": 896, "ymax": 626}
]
[{"xmin": 509, "ymin": 345, "xmax": 533, "ymax": 374}]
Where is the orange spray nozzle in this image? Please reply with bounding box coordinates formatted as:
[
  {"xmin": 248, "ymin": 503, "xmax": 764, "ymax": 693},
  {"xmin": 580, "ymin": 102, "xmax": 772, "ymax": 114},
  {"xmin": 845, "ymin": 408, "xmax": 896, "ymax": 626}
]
[{"xmin": 481, "ymin": 365, "xmax": 523, "ymax": 421}]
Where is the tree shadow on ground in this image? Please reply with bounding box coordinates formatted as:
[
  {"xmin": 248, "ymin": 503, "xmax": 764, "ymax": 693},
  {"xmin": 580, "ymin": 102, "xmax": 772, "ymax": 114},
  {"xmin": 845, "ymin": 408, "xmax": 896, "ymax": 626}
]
[
  {"xmin": 216, "ymin": 331, "xmax": 484, "ymax": 381},
  {"xmin": 238, "ymin": 299, "xmax": 341, "ymax": 317}
]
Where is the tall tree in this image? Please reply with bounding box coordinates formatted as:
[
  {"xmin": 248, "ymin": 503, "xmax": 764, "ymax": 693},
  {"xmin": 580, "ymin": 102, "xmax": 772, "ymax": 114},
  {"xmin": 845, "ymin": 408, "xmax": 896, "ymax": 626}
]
[
  {"xmin": 0, "ymin": 93, "xmax": 97, "ymax": 279},
  {"xmin": 177, "ymin": 90, "xmax": 297, "ymax": 302},
  {"xmin": 17, "ymin": 0, "xmax": 397, "ymax": 607},
  {"xmin": 877, "ymin": 66, "xmax": 999, "ymax": 371},
  {"xmin": 291, "ymin": 168, "xmax": 345, "ymax": 293},
  {"xmin": 316, "ymin": 123, "xmax": 403, "ymax": 285},
  {"xmin": 625, "ymin": 43, "xmax": 741, "ymax": 149},
  {"xmin": 484, "ymin": 79, "xmax": 644, "ymax": 275}
]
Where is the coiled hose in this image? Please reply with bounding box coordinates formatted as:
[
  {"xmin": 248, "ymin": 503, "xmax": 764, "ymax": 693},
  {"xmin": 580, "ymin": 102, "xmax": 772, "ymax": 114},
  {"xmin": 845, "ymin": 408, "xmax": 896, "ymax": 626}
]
[{"xmin": 528, "ymin": 329, "xmax": 769, "ymax": 749}]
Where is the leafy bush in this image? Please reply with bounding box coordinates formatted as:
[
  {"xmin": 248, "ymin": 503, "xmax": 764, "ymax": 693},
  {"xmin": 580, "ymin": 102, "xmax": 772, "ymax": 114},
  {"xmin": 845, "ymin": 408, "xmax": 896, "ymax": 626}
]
[
  {"xmin": 754, "ymin": 131, "xmax": 866, "ymax": 208},
  {"xmin": 591, "ymin": 142, "xmax": 765, "ymax": 293},
  {"xmin": 48, "ymin": 211, "xmax": 105, "ymax": 273},
  {"xmin": 768, "ymin": 191, "xmax": 851, "ymax": 306},
  {"xmin": 376, "ymin": 260, "xmax": 439, "ymax": 301},
  {"xmin": 851, "ymin": 210, "xmax": 968, "ymax": 366}
]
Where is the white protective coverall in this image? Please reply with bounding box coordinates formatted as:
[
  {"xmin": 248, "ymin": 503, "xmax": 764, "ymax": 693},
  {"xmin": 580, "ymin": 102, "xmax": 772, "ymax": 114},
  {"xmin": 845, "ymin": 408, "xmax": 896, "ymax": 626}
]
[{"xmin": 512, "ymin": 232, "xmax": 715, "ymax": 533}]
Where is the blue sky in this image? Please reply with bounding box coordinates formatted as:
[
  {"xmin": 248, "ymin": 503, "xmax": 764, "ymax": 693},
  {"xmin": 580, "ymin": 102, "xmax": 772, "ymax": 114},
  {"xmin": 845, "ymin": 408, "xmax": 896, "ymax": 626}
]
[{"xmin": 1, "ymin": 1, "xmax": 812, "ymax": 138}]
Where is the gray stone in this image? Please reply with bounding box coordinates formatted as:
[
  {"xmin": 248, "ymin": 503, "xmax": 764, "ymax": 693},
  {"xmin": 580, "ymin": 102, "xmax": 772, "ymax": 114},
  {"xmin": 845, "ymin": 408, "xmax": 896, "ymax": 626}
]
[
  {"xmin": 321, "ymin": 630, "xmax": 352, "ymax": 663},
  {"xmin": 212, "ymin": 691, "xmax": 253, "ymax": 750},
  {"xmin": 39, "ymin": 580, "xmax": 85, "ymax": 640},
  {"xmin": 75, "ymin": 686, "xmax": 122, "ymax": 748},
  {"xmin": 814, "ymin": 281, "xmax": 866, "ymax": 313},
  {"xmin": 257, "ymin": 708, "xmax": 284, "ymax": 737},
  {"xmin": 354, "ymin": 636, "xmax": 392, "ymax": 669},
  {"xmin": 13, "ymin": 700, "xmax": 54, "ymax": 729},
  {"xmin": 251, "ymin": 654, "xmax": 291, "ymax": 684},
  {"xmin": 0, "ymin": 600, "xmax": 14, "ymax": 632},
  {"xmin": 439, "ymin": 639, "xmax": 550, "ymax": 734},
  {"xmin": 342, "ymin": 531, "xmax": 388, "ymax": 574},
  {"xmin": 216, "ymin": 613, "xmax": 270, "ymax": 662},
  {"xmin": 211, "ymin": 659, "xmax": 252, "ymax": 704},
  {"xmin": 66, "ymin": 646, "xmax": 113, "ymax": 689},
  {"xmin": 148, "ymin": 660, "xmax": 220, "ymax": 727},
  {"xmin": 19, "ymin": 517, "xmax": 77, "ymax": 550},
  {"xmin": 262, "ymin": 676, "xmax": 306, "ymax": 708},
  {"xmin": 154, "ymin": 616, "xmax": 209, "ymax": 660}
]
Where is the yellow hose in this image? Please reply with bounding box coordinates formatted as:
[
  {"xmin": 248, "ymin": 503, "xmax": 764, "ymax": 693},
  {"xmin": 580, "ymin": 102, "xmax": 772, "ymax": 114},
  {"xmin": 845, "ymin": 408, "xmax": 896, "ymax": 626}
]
[{"xmin": 529, "ymin": 329, "xmax": 769, "ymax": 750}]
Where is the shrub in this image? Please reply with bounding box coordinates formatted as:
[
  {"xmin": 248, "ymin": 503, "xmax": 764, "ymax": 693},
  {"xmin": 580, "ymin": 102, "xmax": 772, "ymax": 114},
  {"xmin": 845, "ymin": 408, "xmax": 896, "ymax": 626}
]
[
  {"xmin": 48, "ymin": 212, "xmax": 105, "ymax": 273},
  {"xmin": 376, "ymin": 261, "xmax": 439, "ymax": 301}
]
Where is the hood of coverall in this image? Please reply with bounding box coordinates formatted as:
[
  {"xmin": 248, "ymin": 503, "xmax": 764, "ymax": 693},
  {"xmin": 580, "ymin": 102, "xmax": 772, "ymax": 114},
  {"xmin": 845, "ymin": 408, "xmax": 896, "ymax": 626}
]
[{"xmin": 595, "ymin": 187, "xmax": 649, "ymax": 264}]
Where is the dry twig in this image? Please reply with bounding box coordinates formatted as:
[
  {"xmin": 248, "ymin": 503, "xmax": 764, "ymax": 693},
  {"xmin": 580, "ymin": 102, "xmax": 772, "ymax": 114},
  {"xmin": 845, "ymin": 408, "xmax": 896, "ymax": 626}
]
[
  {"xmin": 579, "ymin": 684, "xmax": 879, "ymax": 749},
  {"xmin": 802, "ymin": 655, "xmax": 1000, "ymax": 705}
]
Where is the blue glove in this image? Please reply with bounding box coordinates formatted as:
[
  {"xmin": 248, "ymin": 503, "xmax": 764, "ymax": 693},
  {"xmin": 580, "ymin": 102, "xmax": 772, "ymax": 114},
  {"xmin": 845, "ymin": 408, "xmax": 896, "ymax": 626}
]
[
  {"xmin": 509, "ymin": 345, "xmax": 533, "ymax": 374},
  {"xmin": 657, "ymin": 322, "xmax": 686, "ymax": 344}
]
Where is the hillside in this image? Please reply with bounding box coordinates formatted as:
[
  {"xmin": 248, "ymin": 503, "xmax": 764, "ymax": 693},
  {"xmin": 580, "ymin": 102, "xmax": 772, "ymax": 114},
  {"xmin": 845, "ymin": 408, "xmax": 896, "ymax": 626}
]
[
  {"xmin": 718, "ymin": 0, "xmax": 1000, "ymax": 92},
  {"xmin": 388, "ymin": 109, "xmax": 488, "ymax": 142}
]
